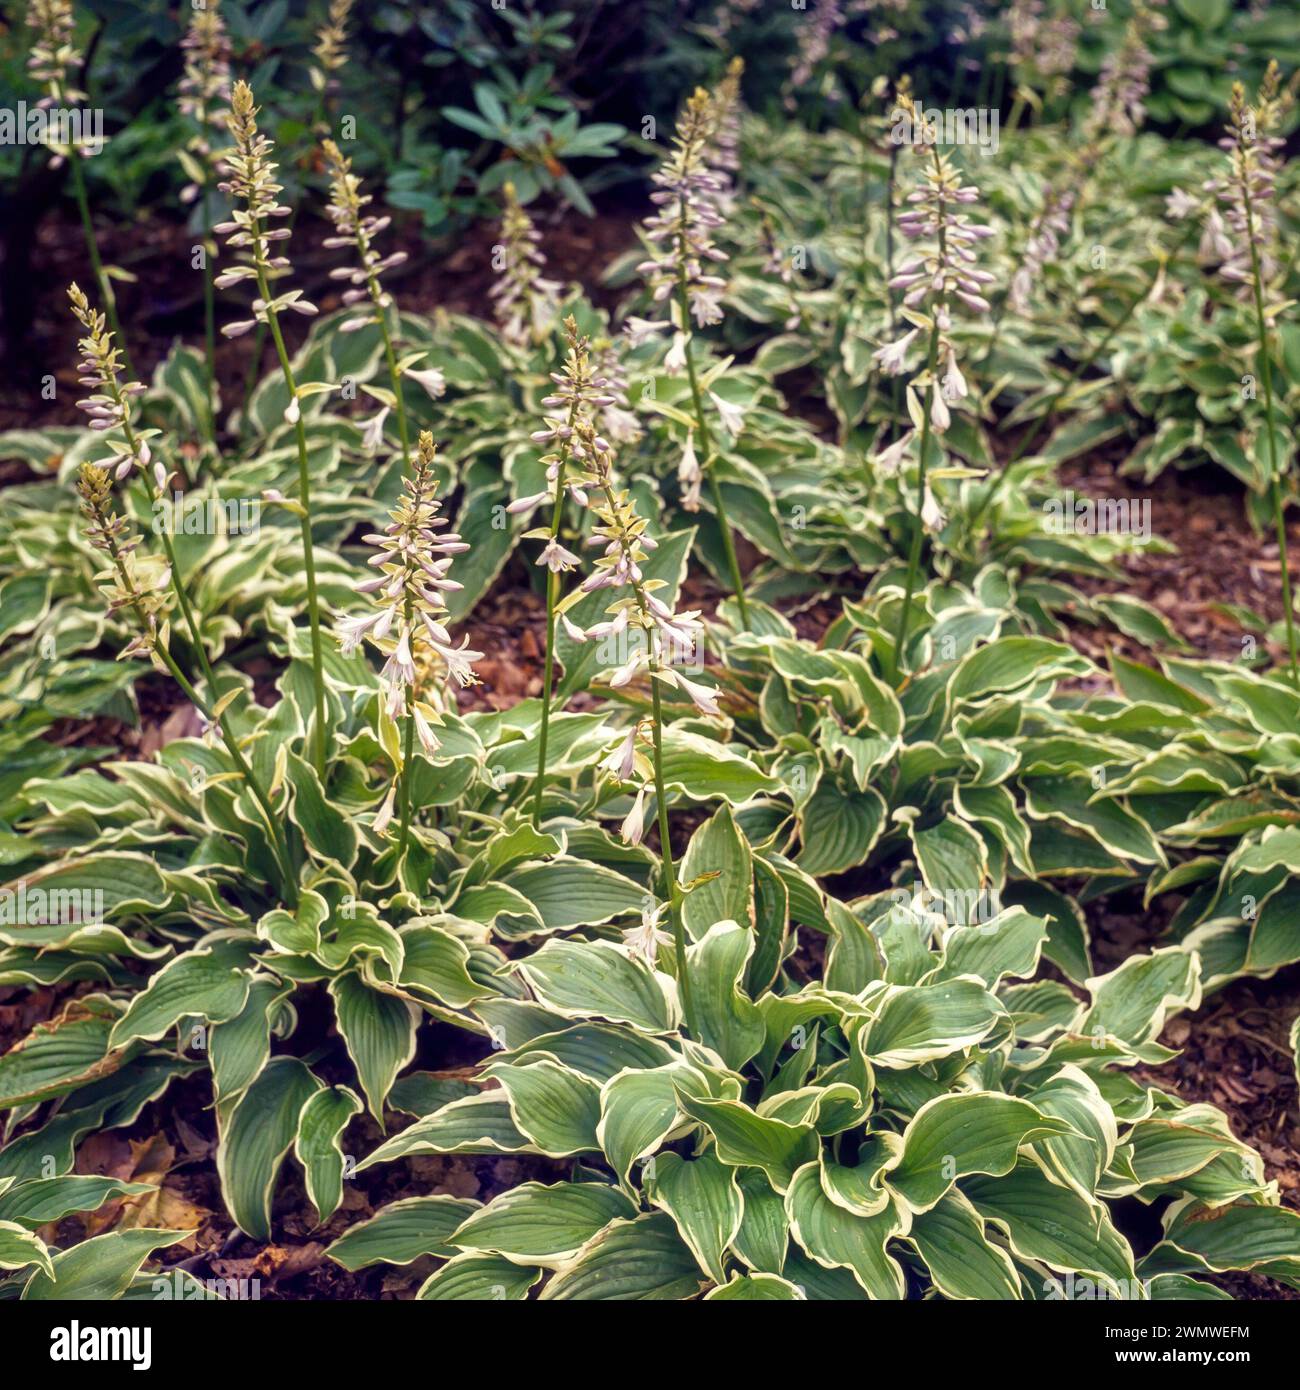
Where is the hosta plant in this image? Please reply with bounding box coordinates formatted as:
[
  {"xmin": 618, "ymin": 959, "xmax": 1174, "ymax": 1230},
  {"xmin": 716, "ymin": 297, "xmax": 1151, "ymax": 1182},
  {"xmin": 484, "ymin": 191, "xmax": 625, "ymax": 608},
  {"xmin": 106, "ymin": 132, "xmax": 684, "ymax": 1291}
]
[{"xmin": 334, "ymin": 902, "xmax": 1300, "ymax": 1300}]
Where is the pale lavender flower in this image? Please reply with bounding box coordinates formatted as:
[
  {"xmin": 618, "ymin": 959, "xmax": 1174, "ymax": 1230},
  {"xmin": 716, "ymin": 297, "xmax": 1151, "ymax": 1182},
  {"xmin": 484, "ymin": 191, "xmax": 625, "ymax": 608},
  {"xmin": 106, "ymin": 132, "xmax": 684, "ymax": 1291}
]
[
  {"xmin": 1008, "ymin": 187, "xmax": 1075, "ymax": 316},
  {"xmin": 1084, "ymin": 5, "xmax": 1164, "ymax": 142},
  {"xmin": 637, "ymin": 89, "xmax": 730, "ymax": 330},
  {"xmin": 491, "ymin": 182, "xmax": 562, "ymax": 348},
  {"xmin": 339, "ymin": 432, "xmax": 481, "ymax": 766},
  {"xmin": 1203, "ymin": 69, "xmax": 1288, "ymax": 300}
]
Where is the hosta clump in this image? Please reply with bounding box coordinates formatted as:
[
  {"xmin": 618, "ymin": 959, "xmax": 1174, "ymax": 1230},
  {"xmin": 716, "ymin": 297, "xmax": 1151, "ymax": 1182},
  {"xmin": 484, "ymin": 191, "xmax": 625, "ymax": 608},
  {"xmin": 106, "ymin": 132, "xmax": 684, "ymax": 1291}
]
[
  {"xmin": 340, "ymin": 899, "xmax": 1299, "ymax": 1299},
  {"xmin": 1084, "ymin": 652, "xmax": 1300, "ymax": 991},
  {"xmin": 708, "ymin": 577, "xmax": 1182, "ymax": 985}
]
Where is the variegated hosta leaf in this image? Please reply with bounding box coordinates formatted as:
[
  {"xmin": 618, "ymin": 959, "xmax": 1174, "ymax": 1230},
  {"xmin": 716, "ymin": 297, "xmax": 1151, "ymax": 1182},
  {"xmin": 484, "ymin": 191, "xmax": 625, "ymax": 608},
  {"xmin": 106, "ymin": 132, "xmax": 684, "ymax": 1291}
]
[
  {"xmin": 20, "ymin": 1228, "xmax": 190, "ymax": 1300},
  {"xmin": 326, "ymin": 1195, "xmax": 481, "ymax": 1271},
  {"xmin": 785, "ymin": 1160, "xmax": 908, "ymax": 1299},
  {"xmin": 962, "ymin": 1163, "xmax": 1138, "ymax": 1295},
  {"xmin": 515, "ymin": 938, "xmax": 679, "ymax": 1034},
  {"xmin": 0, "ymin": 996, "xmax": 124, "ymax": 1108},
  {"xmin": 328, "ymin": 972, "xmax": 418, "ymax": 1123},
  {"xmin": 216, "ymin": 1056, "xmax": 323, "ymax": 1241},
  {"xmin": 209, "ymin": 978, "xmax": 292, "ymax": 1121},
  {"xmin": 685, "ymin": 921, "xmax": 765, "ymax": 1072},
  {"xmin": 646, "ymin": 1150, "xmax": 743, "ymax": 1285},
  {"xmin": 0, "ymin": 1175, "xmax": 156, "ymax": 1228},
  {"xmin": 679, "ymin": 1094, "xmax": 818, "ymax": 1194},
  {"xmin": 448, "ymin": 1182, "xmax": 635, "ymax": 1267},
  {"xmin": 680, "ymin": 806, "xmax": 755, "ymax": 943},
  {"xmin": 417, "ymin": 1252, "xmax": 543, "ymax": 1301},
  {"xmin": 538, "ymin": 1212, "xmax": 703, "ymax": 1301},
  {"xmin": 886, "ymin": 1092, "xmax": 1074, "ymax": 1213},
  {"xmin": 295, "ymin": 1085, "xmax": 363, "ymax": 1223},
  {"xmin": 108, "ymin": 942, "xmax": 253, "ymax": 1050},
  {"xmin": 907, "ymin": 1191, "xmax": 1020, "ymax": 1301},
  {"xmin": 705, "ymin": 1272, "xmax": 804, "ymax": 1300},
  {"xmin": 0, "ymin": 1222, "xmax": 55, "ymax": 1280},
  {"xmin": 928, "ymin": 907, "xmax": 1047, "ymax": 986},
  {"xmin": 1081, "ymin": 945, "xmax": 1202, "ymax": 1050},
  {"xmin": 483, "ymin": 1059, "xmax": 602, "ymax": 1157},
  {"xmin": 1145, "ymin": 1199, "xmax": 1300, "ymax": 1283},
  {"xmin": 863, "ymin": 979, "xmax": 1005, "ymax": 1067},
  {"xmin": 0, "ymin": 1056, "xmax": 191, "ymax": 1182},
  {"xmin": 357, "ymin": 1092, "xmax": 532, "ymax": 1169},
  {"xmin": 597, "ymin": 1060, "xmax": 732, "ymax": 1189}
]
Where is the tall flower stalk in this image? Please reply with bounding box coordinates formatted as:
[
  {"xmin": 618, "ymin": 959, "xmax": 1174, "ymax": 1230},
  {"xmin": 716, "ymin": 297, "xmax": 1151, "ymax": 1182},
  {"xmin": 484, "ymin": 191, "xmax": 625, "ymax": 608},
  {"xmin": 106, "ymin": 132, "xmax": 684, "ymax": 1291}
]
[
  {"xmin": 1082, "ymin": 4, "xmax": 1162, "ymax": 145},
  {"xmin": 509, "ymin": 317, "xmax": 608, "ymax": 827},
  {"xmin": 490, "ymin": 183, "xmax": 563, "ymax": 349},
  {"xmin": 321, "ymin": 139, "xmax": 443, "ymax": 468},
  {"xmin": 239, "ymin": 0, "xmax": 354, "ymax": 428},
  {"xmin": 310, "ymin": 0, "xmax": 354, "ymax": 115},
  {"xmin": 178, "ymin": 0, "xmax": 232, "ymax": 442},
  {"xmin": 28, "ymin": 0, "xmax": 135, "ymax": 380},
  {"xmin": 555, "ymin": 422, "xmax": 720, "ymax": 1035},
  {"xmin": 215, "ymin": 81, "xmax": 329, "ymax": 773},
  {"xmin": 1213, "ymin": 70, "xmax": 1298, "ymax": 684},
  {"xmin": 337, "ymin": 431, "xmax": 480, "ymax": 859},
  {"xmin": 638, "ymin": 86, "xmax": 750, "ymax": 629},
  {"xmin": 872, "ymin": 97, "xmax": 993, "ymax": 677},
  {"xmin": 70, "ymin": 285, "xmax": 297, "ymax": 903}
]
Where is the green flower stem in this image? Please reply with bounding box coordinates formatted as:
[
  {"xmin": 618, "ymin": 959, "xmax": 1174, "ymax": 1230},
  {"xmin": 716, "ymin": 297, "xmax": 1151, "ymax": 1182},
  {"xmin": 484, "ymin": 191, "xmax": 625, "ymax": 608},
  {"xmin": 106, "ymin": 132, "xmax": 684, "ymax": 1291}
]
[
  {"xmin": 358, "ymin": 274, "xmax": 415, "ymax": 835},
  {"xmin": 396, "ymin": 592, "xmax": 417, "ymax": 860},
  {"xmin": 890, "ymin": 321, "xmax": 941, "ymax": 681},
  {"xmin": 98, "ymin": 512, "xmax": 297, "ymax": 906},
  {"xmin": 112, "ymin": 400, "xmax": 297, "ymax": 900},
  {"xmin": 593, "ymin": 472, "xmax": 700, "ymax": 1035},
  {"xmin": 883, "ymin": 140, "xmax": 899, "ymax": 339},
  {"xmin": 881, "ymin": 134, "xmax": 904, "ymax": 444},
  {"xmin": 202, "ymin": 232, "xmax": 217, "ymax": 442},
  {"xmin": 193, "ymin": 97, "xmax": 218, "ymax": 444},
  {"xmin": 238, "ymin": 327, "xmax": 269, "ymax": 437},
  {"xmin": 377, "ymin": 311, "xmax": 411, "ymax": 464},
  {"xmin": 239, "ymin": 94, "xmax": 329, "ymax": 436},
  {"xmin": 1240, "ymin": 181, "xmax": 1299, "ymax": 686},
  {"xmin": 649, "ymin": 670, "xmax": 699, "ymax": 1038},
  {"xmin": 674, "ymin": 277, "xmax": 750, "ymax": 632},
  {"xmin": 1006, "ymin": 91, "xmax": 1028, "ymax": 136},
  {"xmin": 69, "ymin": 154, "xmax": 135, "ymax": 382},
  {"xmin": 533, "ymin": 400, "xmax": 584, "ymax": 829},
  {"xmin": 251, "ymin": 264, "xmax": 329, "ymax": 775},
  {"xmin": 351, "ymin": 205, "xmax": 412, "ymax": 467}
]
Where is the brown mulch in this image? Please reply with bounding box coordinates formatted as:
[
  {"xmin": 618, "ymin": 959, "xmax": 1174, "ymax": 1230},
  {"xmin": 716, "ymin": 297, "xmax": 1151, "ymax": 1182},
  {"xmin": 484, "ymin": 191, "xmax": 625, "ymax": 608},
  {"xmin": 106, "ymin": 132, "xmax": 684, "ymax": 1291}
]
[
  {"xmin": 1084, "ymin": 886, "xmax": 1300, "ymax": 1299},
  {"xmin": 1060, "ymin": 451, "xmax": 1299, "ymax": 666}
]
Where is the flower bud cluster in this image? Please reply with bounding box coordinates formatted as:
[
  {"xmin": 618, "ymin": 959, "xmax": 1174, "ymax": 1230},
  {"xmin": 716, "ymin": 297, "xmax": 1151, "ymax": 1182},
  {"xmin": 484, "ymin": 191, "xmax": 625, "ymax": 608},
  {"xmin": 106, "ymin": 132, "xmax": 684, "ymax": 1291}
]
[
  {"xmin": 490, "ymin": 182, "xmax": 563, "ymax": 348},
  {"xmin": 322, "ymin": 138, "xmax": 411, "ymax": 332},
  {"xmin": 638, "ymin": 89, "xmax": 730, "ymax": 330},
  {"xmin": 68, "ymin": 283, "xmax": 158, "ymax": 486},
  {"xmin": 337, "ymin": 432, "xmax": 482, "ymax": 753},
  {"xmin": 76, "ymin": 462, "xmax": 171, "ymax": 666},
  {"xmin": 1008, "ymin": 187, "xmax": 1074, "ymax": 315},
  {"xmin": 1202, "ymin": 66, "xmax": 1290, "ymax": 300},
  {"xmin": 1084, "ymin": 4, "xmax": 1164, "ymax": 142},
  {"xmin": 311, "ymin": 0, "xmax": 354, "ymax": 98},
  {"xmin": 872, "ymin": 99, "xmax": 993, "ymax": 449},
  {"xmin": 215, "ymin": 82, "xmax": 319, "ymax": 338}
]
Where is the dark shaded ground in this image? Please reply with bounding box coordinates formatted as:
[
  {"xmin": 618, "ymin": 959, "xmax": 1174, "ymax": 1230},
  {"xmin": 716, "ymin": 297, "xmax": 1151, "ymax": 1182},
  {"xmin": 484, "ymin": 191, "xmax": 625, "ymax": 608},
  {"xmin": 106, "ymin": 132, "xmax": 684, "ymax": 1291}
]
[
  {"xmin": 3, "ymin": 200, "xmax": 1300, "ymax": 1300},
  {"xmin": 0, "ymin": 198, "xmax": 643, "ymax": 435}
]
